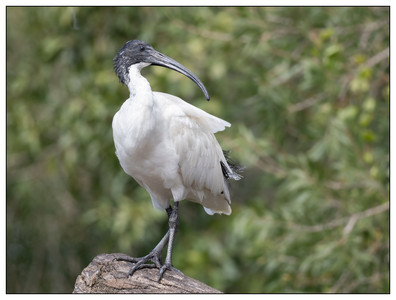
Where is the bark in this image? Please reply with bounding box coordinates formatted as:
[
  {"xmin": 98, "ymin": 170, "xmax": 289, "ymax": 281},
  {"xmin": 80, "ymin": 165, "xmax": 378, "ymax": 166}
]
[{"xmin": 73, "ymin": 253, "xmax": 221, "ymax": 294}]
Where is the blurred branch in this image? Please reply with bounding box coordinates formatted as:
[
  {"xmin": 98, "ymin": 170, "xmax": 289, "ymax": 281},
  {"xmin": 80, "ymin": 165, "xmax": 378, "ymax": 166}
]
[
  {"xmin": 246, "ymin": 136, "xmax": 287, "ymax": 177},
  {"xmin": 329, "ymin": 271, "xmax": 384, "ymax": 293},
  {"xmin": 365, "ymin": 47, "xmax": 389, "ymax": 68},
  {"xmin": 338, "ymin": 47, "xmax": 389, "ymax": 101},
  {"xmin": 288, "ymin": 93, "xmax": 325, "ymax": 113},
  {"xmin": 325, "ymin": 180, "xmax": 385, "ymax": 198},
  {"xmin": 271, "ymin": 64, "xmax": 304, "ymax": 86},
  {"xmin": 255, "ymin": 156, "xmax": 287, "ymax": 178},
  {"xmin": 328, "ymin": 271, "xmax": 350, "ymax": 293},
  {"xmin": 332, "ymin": 20, "xmax": 389, "ymax": 35},
  {"xmin": 290, "ymin": 202, "xmax": 389, "ymax": 233},
  {"xmin": 340, "ymin": 272, "xmax": 383, "ymax": 293}
]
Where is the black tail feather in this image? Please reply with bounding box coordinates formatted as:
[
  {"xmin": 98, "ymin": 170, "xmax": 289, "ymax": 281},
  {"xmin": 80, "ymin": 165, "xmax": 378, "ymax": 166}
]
[{"xmin": 221, "ymin": 150, "xmax": 244, "ymax": 181}]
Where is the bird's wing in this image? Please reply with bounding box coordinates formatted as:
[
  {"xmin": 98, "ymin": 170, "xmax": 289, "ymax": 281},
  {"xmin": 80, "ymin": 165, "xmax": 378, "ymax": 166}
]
[
  {"xmin": 155, "ymin": 92, "xmax": 231, "ymax": 133},
  {"xmin": 154, "ymin": 92, "xmax": 232, "ymax": 214}
]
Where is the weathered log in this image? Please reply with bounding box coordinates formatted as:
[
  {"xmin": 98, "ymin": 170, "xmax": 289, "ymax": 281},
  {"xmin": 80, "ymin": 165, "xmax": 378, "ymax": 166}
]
[{"xmin": 73, "ymin": 253, "xmax": 221, "ymax": 294}]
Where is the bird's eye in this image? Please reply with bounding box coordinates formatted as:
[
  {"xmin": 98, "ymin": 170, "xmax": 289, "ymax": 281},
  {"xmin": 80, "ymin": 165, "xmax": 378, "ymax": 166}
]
[{"xmin": 140, "ymin": 46, "xmax": 145, "ymax": 52}]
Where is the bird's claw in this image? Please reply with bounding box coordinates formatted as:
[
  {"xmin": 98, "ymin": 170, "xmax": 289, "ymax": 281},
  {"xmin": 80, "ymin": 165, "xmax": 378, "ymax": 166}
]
[
  {"xmin": 126, "ymin": 255, "xmax": 162, "ymax": 277},
  {"xmin": 158, "ymin": 263, "xmax": 183, "ymax": 282},
  {"xmin": 114, "ymin": 253, "xmax": 182, "ymax": 282},
  {"xmin": 114, "ymin": 253, "xmax": 168, "ymax": 278},
  {"xmin": 113, "ymin": 254, "xmax": 139, "ymax": 263}
]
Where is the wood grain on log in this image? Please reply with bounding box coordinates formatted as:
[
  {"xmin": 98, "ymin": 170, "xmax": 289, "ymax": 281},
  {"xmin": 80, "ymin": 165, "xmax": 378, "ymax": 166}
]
[{"xmin": 73, "ymin": 253, "xmax": 221, "ymax": 294}]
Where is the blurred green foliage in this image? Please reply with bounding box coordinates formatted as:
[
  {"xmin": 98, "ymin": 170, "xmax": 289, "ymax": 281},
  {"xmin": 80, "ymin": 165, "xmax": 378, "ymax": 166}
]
[{"xmin": 7, "ymin": 7, "xmax": 389, "ymax": 293}]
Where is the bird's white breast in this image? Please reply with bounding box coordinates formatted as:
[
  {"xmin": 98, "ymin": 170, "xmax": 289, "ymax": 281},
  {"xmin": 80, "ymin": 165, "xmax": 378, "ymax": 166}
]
[{"xmin": 112, "ymin": 93, "xmax": 180, "ymax": 208}]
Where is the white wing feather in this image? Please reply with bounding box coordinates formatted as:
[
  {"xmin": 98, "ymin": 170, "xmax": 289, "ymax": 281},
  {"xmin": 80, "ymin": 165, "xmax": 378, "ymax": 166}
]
[
  {"xmin": 155, "ymin": 92, "xmax": 230, "ymax": 133},
  {"xmin": 155, "ymin": 92, "xmax": 233, "ymax": 215}
]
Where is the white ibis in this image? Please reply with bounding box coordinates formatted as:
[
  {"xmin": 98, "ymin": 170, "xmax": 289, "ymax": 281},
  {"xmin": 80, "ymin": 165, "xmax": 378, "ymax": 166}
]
[{"xmin": 112, "ymin": 40, "xmax": 241, "ymax": 282}]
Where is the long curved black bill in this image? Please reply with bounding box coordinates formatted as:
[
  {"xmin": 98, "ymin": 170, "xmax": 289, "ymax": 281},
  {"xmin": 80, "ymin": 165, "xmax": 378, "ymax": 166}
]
[{"xmin": 148, "ymin": 50, "xmax": 210, "ymax": 101}]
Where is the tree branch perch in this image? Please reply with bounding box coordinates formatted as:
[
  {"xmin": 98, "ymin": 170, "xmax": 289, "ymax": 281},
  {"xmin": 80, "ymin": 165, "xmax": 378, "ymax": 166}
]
[{"xmin": 73, "ymin": 253, "xmax": 221, "ymax": 294}]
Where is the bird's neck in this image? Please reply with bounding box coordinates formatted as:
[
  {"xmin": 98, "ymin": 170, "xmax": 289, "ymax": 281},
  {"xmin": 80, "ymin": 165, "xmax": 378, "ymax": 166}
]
[{"xmin": 127, "ymin": 63, "xmax": 153, "ymax": 102}]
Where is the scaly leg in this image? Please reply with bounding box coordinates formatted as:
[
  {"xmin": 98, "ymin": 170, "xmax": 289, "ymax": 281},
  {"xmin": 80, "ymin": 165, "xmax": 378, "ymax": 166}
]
[
  {"xmin": 114, "ymin": 203, "xmax": 182, "ymax": 282},
  {"xmin": 157, "ymin": 201, "xmax": 183, "ymax": 281}
]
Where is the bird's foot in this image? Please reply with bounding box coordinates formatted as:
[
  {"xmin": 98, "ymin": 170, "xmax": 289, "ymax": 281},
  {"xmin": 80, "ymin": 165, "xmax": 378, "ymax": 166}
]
[
  {"xmin": 113, "ymin": 253, "xmax": 182, "ymax": 282},
  {"xmin": 113, "ymin": 204, "xmax": 181, "ymax": 282},
  {"xmin": 157, "ymin": 262, "xmax": 183, "ymax": 282},
  {"xmin": 114, "ymin": 251, "xmax": 163, "ymax": 277}
]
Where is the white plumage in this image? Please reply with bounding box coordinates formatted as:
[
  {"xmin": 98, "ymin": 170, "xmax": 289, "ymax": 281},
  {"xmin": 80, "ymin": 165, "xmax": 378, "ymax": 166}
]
[{"xmin": 113, "ymin": 63, "xmax": 239, "ymax": 215}]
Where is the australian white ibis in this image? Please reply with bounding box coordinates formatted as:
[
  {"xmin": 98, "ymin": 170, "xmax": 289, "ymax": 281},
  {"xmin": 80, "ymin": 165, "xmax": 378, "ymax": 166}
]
[{"xmin": 112, "ymin": 40, "xmax": 241, "ymax": 282}]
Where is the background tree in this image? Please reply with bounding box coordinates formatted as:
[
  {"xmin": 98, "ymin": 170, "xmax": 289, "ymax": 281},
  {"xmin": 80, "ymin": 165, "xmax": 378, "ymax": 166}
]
[{"xmin": 7, "ymin": 7, "xmax": 389, "ymax": 293}]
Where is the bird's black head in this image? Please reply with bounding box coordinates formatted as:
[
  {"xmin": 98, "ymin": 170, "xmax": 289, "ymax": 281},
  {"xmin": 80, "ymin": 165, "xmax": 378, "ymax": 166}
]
[
  {"xmin": 113, "ymin": 40, "xmax": 154, "ymax": 85},
  {"xmin": 113, "ymin": 40, "xmax": 210, "ymax": 100}
]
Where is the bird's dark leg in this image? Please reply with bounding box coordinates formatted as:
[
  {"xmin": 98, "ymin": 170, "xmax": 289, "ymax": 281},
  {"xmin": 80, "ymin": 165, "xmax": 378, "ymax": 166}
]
[
  {"xmin": 157, "ymin": 201, "xmax": 183, "ymax": 281},
  {"xmin": 114, "ymin": 206, "xmax": 174, "ymax": 277},
  {"xmin": 114, "ymin": 204, "xmax": 182, "ymax": 282}
]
